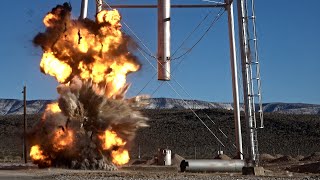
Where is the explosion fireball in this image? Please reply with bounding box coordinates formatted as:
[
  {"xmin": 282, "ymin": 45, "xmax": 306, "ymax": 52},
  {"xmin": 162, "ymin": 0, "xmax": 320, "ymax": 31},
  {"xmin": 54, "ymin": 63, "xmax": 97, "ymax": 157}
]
[{"xmin": 29, "ymin": 3, "xmax": 149, "ymax": 170}]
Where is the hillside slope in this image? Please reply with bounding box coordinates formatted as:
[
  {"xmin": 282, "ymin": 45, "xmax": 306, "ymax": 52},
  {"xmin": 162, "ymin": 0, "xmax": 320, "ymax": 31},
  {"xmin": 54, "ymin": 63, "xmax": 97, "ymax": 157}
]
[{"xmin": 0, "ymin": 109, "xmax": 319, "ymax": 160}]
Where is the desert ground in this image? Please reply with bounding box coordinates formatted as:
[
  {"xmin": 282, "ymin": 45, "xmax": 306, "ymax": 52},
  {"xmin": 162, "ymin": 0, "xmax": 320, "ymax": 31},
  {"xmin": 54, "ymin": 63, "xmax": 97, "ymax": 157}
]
[{"xmin": 0, "ymin": 109, "xmax": 319, "ymax": 179}]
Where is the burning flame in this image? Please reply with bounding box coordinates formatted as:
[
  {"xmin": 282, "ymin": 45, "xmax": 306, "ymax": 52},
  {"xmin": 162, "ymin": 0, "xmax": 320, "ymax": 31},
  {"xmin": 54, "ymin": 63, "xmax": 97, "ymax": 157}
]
[
  {"xmin": 31, "ymin": 4, "xmax": 144, "ymax": 168},
  {"xmin": 111, "ymin": 148, "xmax": 130, "ymax": 165},
  {"xmin": 45, "ymin": 102, "xmax": 61, "ymax": 113},
  {"xmin": 99, "ymin": 130, "xmax": 126, "ymax": 150},
  {"xmin": 99, "ymin": 130, "xmax": 130, "ymax": 165},
  {"xmin": 53, "ymin": 129, "xmax": 73, "ymax": 151},
  {"xmin": 40, "ymin": 52, "xmax": 72, "ymax": 83},
  {"xmin": 97, "ymin": 9, "xmax": 121, "ymax": 27},
  {"xmin": 30, "ymin": 145, "xmax": 51, "ymax": 165},
  {"xmin": 43, "ymin": 13, "xmax": 59, "ymax": 28},
  {"xmin": 38, "ymin": 8, "xmax": 139, "ymax": 97}
]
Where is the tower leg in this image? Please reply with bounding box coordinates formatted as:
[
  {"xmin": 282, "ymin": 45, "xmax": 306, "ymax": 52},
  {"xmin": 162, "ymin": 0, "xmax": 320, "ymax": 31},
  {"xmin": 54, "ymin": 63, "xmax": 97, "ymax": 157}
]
[{"xmin": 225, "ymin": 0, "xmax": 243, "ymax": 160}]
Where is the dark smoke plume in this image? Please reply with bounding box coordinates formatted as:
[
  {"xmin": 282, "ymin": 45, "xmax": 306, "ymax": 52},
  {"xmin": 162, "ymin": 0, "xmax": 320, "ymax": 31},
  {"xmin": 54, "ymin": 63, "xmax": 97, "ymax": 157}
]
[{"xmin": 29, "ymin": 77, "xmax": 149, "ymax": 169}]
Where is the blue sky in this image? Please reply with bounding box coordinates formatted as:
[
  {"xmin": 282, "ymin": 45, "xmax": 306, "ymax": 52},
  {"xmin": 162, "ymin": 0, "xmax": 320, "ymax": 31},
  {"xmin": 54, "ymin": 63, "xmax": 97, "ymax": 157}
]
[{"xmin": 0, "ymin": 0, "xmax": 319, "ymax": 104}]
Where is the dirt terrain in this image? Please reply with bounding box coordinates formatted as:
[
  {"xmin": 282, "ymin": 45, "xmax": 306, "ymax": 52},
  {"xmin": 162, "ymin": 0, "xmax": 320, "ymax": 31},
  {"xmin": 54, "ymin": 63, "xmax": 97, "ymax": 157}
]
[
  {"xmin": 0, "ymin": 109, "xmax": 319, "ymax": 179},
  {"xmin": 0, "ymin": 164, "xmax": 319, "ymax": 180}
]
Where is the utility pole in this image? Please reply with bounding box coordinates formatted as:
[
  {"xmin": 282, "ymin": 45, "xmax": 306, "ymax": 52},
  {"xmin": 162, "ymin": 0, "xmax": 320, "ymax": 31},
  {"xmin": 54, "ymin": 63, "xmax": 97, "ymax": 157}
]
[
  {"xmin": 225, "ymin": 0, "xmax": 243, "ymax": 160},
  {"xmin": 23, "ymin": 86, "xmax": 27, "ymax": 163}
]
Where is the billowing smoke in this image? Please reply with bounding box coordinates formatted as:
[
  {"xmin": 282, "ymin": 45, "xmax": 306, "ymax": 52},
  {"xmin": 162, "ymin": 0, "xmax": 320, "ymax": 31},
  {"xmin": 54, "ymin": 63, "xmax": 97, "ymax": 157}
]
[{"xmin": 28, "ymin": 3, "xmax": 149, "ymax": 170}]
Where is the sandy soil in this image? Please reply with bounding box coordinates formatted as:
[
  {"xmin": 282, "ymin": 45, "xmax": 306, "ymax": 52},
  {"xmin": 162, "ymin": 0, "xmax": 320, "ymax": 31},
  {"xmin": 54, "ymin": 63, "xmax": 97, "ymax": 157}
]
[{"xmin": 0, "ymin": 162, "xmax": 319, "ymax": 180}]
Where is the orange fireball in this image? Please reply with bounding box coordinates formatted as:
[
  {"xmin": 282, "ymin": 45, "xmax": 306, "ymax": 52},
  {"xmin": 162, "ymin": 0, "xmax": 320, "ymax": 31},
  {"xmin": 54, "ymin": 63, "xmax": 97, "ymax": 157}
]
[
  {"xmin": 43, "ymin": 13, "xmax": 59, "ymax": 27},
  {"xmin": 40, "ymin": 52, "xmax": 72, "ymax": 83},
  {"xmin": 99, "ymin": 130, "xmax": 126, "ymax": 150},
  {"xmin": 99, "ymin": 130, "xmax": 130, "ymax": 165},
  {"xmin": 45, "ymin": 102, "xmax": 61, "ymax": 113},
  {"xmin": 38, "ymin": 9, "xmax": 139, "ymax": 98},
  {"xmin": 30, "ymin": 145, "xmax": 51, "ymax": 165},
  {"xmin": 111, "ymin": 148, "xmax": 130, "ymax": 165},
  {"xmin": 52, "ymin": 129, "xmax": 74, "ymax": 151},
  {"xmin": 34, "ymin": 4, "xmax": 140, "ymax": 168}
]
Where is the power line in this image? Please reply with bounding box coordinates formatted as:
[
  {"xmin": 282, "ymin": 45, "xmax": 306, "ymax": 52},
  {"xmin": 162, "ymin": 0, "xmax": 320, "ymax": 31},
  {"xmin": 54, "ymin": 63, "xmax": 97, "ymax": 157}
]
[
  {"xmin": 171, "ymin": 8, "xmax": 215, "ymax": 58},
  {"xmin": 166, "ymin": 81, "xmax": 225, "ymax": 147},
  {"xmin": 136, "ymin": 38, "xmax": 226, "ymax": 148},
  {"xmin": 148, "ymin": 8, "xmax": 226, "ymax": 96},
  {"xmin": 171, "ymin": 8, "xmax": 225, "ymax": 60},
  {"xmin": 137, "ymin": 46, "xmax": 157, "ymax": 59},
  {"xmin": 103, "ymin": 0, "xmax": 157, "ymax": 59}
]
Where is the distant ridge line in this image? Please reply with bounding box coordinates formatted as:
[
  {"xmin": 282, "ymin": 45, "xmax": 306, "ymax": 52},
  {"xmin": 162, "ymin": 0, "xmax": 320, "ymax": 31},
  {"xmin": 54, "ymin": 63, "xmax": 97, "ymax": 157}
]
[{"xmin": 0, "ymin": 98, "xmax": 319, "ymax": 115}]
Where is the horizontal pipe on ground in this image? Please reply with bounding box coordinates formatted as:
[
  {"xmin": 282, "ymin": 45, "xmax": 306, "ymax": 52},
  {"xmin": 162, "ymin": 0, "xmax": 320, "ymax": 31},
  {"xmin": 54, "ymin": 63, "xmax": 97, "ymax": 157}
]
[
  {"xmin": 180, "ymin": 159, "xmax": 245, "ymax": 172},
  {"xmin": 108, "ymin": 4, "xmax": 226, "ymax": 8}
]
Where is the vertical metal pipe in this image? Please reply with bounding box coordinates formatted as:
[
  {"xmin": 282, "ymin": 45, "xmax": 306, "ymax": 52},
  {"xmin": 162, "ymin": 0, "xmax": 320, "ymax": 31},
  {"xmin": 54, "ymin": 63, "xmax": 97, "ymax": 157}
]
[
  {"xmin": 157, "ymin": 0, "xmax": 171, "ymax": 81},
  {"xmin": 96, "ymin": 0, "xmax": 103, "ymax": 14},
  {"xmin": 225, "ymin": 0, "xmax": 243, "ymax": 160},
  {"xmin": 236, "ymin": 0, "xmax": 256, "ymax": 166},
  {"xmin": 23, "ymin": 86, "xmax": 27, "ymax": 163},
  {"xmin": 80, "ymin": 0, "xmax": 88, "ymax": 19}
]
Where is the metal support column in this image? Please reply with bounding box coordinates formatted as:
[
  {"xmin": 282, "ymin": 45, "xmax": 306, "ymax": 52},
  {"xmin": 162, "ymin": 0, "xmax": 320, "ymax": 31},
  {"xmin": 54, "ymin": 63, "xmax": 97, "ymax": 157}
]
[
  {"xmin": 80, "ymin": 0, "xmax": 88, "ymax": 19},
  {"xmin": 157, "ymin": 0, "xmax": 171, "ymax": 80},
  {"xmin": 225, "ymin": 0, "xmax": 243, "ymax": 160}
]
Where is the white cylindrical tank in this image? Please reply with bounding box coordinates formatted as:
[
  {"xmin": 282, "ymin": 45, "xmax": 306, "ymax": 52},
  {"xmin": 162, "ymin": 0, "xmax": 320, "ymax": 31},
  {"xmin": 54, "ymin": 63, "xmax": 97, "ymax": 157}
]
[
  {"xmin": 80, "ymin": 0, "xmax": 88, "ymax": 19},
  {"xmin": 163, "ymin": 149, "xmax": 172, "ymax": 166},
  {"xmin": 157, "ymin": 0, "xmax": 171, "ymax": 81},
  {"xmin": 180, "ymin": 159, "xmax": 244, "ymax": 172}
]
